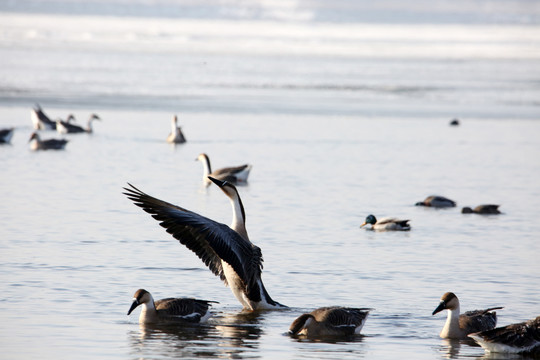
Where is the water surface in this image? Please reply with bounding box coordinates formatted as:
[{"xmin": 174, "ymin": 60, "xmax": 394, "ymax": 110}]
[{"xmin": 1, "ymin": 1, "xmax": 540, "ymax": 359}]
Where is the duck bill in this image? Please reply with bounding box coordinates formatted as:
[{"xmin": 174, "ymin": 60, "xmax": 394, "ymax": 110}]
[
  {"xmin": 360, "ymin": 222, "xmax": 367, "ymax": 228},
  {"xmin": 127, "ymin": 299, "xmax": 140, "ymax": 315},
  {"xmin": 432, "ymin": 301, "xmax": 446, "ymax": 315}
]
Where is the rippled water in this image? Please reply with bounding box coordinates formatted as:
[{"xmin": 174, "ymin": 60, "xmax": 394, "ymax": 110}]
[
  {"xmin": 2, "ymin": 109, "xmax": 539, "ymax": 359},
  {"xmin": 1, "ymin": 1, "xmax": 540, "ymax": 359}
]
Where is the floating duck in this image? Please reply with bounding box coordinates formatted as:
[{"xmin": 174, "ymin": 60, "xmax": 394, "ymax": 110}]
[
  {"xmin": 166, "ymin": 115, "xmax": 186, "ymax": 143},
  {"xmin": 127, "ymin": 288, "xmax": 215, "ymax": 324},
  {"xmin": 469, "ymin": 316, "xmax": 540, "ymax": 354},
  {"xmin": 360, "ymin": 214, "xmax": 411, "ymax": 231},
  {"xmin": 57, "ymin": 114, "xmax": 100, "ymax": 134},
  {"xmin": 461, "ymin": 205, "xmax": 501, "ymax": 214},
  {"xmin": 415, "ymin": 195, "xmax": 456, "ymax": 208},
  {"xmin": 196, "ymin": 153, "xmax": 251, "ymax": 185},
  {"xmin": 123, "ymin": 177, "xmax": 286, "ymax": 311},
  {"xmin": 432, "ymin": 292, "xmax": 503, "ymax": 339},
  {"xmin": 289, "ymin": 307, "xmax": 371, "ymax": 337},
  {"xmin": 28, "ymin": 132, "xmax": 68, "ymax": 151}
]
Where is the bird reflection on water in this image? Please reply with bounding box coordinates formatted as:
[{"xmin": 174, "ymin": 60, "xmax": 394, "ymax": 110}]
[{"xmin": 127, "ymin": 309, "xmax": 266, "ymax": 358}]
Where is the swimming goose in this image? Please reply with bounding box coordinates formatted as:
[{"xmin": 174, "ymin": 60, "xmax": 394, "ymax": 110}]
[
  {"xmin": 56, "ymin": 114, "xmax": 100, "ymax": 134},
  {"xmin": 469, "ymin": 316, "xmax": 540, "ymax": 354},
  {"xmin": 0, "ymin": 128, "xmax": 14, "ymax": 144},
  {"xmin": 461, "ymin": 205, "xmax": 501, "ymax": 214},
  {"xmin": 432, "ymin": 292, "xmax": 503, "ymax": 339},
  {"xmin": 196, "ymin": 153, "xmax": 252, "ymax": 185},
  {"xmin": 415, "ymin": 195, "xmax": 456, "ymax": 208},
  {"xmin": 123, "ymin": 177, "xmax": 286, "ymax": 311},
  {"xmin": 166, "ymin": 115, "xmax": 186, "ymax": 143},
  {"xmin": 127, "ymin": 288, "xmax": 215, "ymax": 324},
  {"xmin": 289, "ymin": 307, "xmax": 371, "ymax": 337},
  {"xmin": 360, "ymin": 214, "xmax": 410, "ymax": 231},
  {"xmin": 31, "ymin": 104, "xmax": 56, "ymax": 130},
  {"xmin": 28, "ymin": 132, "xmax": 68, "ymax": 151}
]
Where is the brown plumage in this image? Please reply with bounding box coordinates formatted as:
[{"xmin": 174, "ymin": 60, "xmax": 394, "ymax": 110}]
[
  {"xmin": 461, "ymin": 205, "xmax": 501, "ymax": 214},
  {"xmin": 127, "ymin": 289, "xmax": 216, "ymax": 324},
  {"xmin": 432, "ymin": 292, "xmax": 503, "ymax": 339},
  {"xmin": 469, "ymin": 316, "xmax": 540, "ymax": 354},
  {"xmin": 415, "ymin": 195, "xmax": 456, "ymax": 208},
  {"xmin": 289, "ymin": 307, "xmax": 371, "ymax": 337}
]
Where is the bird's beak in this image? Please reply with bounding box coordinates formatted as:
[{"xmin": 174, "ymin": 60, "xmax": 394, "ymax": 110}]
[
  {"xmin": 127, "ymin": 299, "xmax": 140, "ymax": 315},
  {"xmin": 360, "ymin": 222, "xmax": 367, "ymax": 227},
  {"xmin": 432, "ymin": 301, "xmax": 446, "ymax": 315},
  {"xmin": 208, "ymin": 176, "xmax": 226, "ymax": 188}
]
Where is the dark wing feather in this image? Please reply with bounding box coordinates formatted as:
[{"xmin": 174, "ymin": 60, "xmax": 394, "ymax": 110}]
[
  {"xmin": 42, "ymin": 139, "xmax": 68, "ymax": 149},
  {"xmin": 155, "ymin": 298, "xmax": 215, "ymax": 322},
  {"xmin": 461, "ymin": 307, "xmax": 502, "ymax": 333},
  {"xmin": 123, "ymin": 184, "xmax": 263, "ymax": 288},
  {"xmin": 319, "ymin": 307, "xmax": 371, "ymax": 330},
  {"xmin": 212, "ymin": 165, "xmax": 249, "ymax": 176},
  {"xmin": 474, "ymin": 316, "xmax": 540, "ymax": 349},
  {"xmin": 60, "ymin": 121, "xmax": 85, "ymax": 133}
]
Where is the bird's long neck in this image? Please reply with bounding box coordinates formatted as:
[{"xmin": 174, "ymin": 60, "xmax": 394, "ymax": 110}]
[
  {"xmin": 201, "ymin": 156, "xmax": 212, "ymax": 177},
  {"xmin": 86, "ymin": 117, "xmax": 93, "ymax": 132},
  {"xmin": 170, "ymin": 117, "xmax": 177, "ymax": 134},
  {"xmin": 229, "ymin": 192, "xmax": 248, "ymax": 240},
  {"xmin": 139, "ymin": 297, "xmax": 158, "ymax": 324},
  {"xmin": 442, "ymin": 304, "xmax": 463, "ymax": 338}
]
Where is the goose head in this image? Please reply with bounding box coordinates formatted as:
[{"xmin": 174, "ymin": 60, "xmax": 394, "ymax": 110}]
[
  {"xmin": 196, "ymin": 153, "xmax": 209, "ymax": 162},
  {"xmin": 433, "ymin": 292, "xmax": 459, "ymax": 315},
  {"xmin": 89, "ymin": 114, "xmax": 101, "ymax": 122},
  {"xmin": 127, "ymin": 289, "xmax": 153, "ymax": 315},
  {"xmin": 289, "ymin": 313, "xmax": 315, "ymax": 335},
  {"xmin": 28, "ymin": 132, "xmax": 40, "ymax": 142},
  {"xmin": 208, "ymin": 176, "xmax": 247, "ymax": 235}
]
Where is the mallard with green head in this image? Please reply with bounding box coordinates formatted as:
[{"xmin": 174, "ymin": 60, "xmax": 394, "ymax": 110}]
[{"xmin": 360, "ymin": 214, "xmax": 411, "ymax": 231}]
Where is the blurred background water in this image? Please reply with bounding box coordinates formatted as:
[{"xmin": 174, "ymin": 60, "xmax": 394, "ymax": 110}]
[{"xmin": 1, "ymin": 1, "xmax": 539, "ymax": 359}]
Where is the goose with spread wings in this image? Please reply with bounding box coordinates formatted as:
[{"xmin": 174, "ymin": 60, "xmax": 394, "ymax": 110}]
[{"xmin": 123, "ymin": 177, "xmax": 286, "ymax": 311}]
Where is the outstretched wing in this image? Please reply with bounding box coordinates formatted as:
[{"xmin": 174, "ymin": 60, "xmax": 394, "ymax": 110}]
[{"xmin": 123, "ymin": 183, "xmax": 263, "ymax": 288}]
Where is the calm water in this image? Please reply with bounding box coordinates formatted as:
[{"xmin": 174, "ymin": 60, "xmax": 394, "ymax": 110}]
[{"xmin": 1, "ymin": 1, "xmax": 540, "ymax": 359}]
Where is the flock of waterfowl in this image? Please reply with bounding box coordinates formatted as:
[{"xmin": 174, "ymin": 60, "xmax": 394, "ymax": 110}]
[
  {"xmin": 116, "ymin": 119, "xmax": 538, "ymax": 355},
  {"xmin": 0, "ymin": 104, "xmax": 102, "ymax": 150},
  {"xmin": 3, "ymin": 106, "xmax": 537, "ymax": 355},
  {"xmin": 360, "ymin": 195, "xmax": 501, "ymax": 232}
]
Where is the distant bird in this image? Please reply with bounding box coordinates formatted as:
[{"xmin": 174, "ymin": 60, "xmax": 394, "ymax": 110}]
[
  {"xmin": 432, "ymin": 292, "xmax": 503, "ymax": 339},
  {"xmin": 166, "ymin": 115, "xmax": 186, "ymax": 143},
  {"xmin": 28, "ymin": 132, "xmax": 68, "ymax": 151},
  {"xmin": 0, "ymin": 128, "xmax": 14, "ymax": 144},
  {"xmin": 31, "ymin": 104, "xmax": 56, "ymax": 130},
  {"xmin": 127, "ymin": 288, "xmax": 215, "ymax": 325},
  {"xmin": 450, "ymin": 119, "xmax": 460, "ymax": 126},
  {"xmin": 469, "ymin": 316, "xmax": 540, "ymax": 355},
  {"xmin": 196, "ymin": 153, "xmax": 252, "ymax": 185},
  {"xmin": 462, "ymin": 205, "xmax": 501, "ymax": 214},
  {"xmin": 415, "ymin": 195, "xmax": 456, "ymax": 208},
  {"xmin": 289, "ymin": 307, "xmax": 371, "ymax": 337},
  {"xmin": 56, "ymin": 114, "xmax": 101, "ymax": 134},
  {"xmin": 123, "ymin": 177, "xmax": 286, "ymax": 311},
  {"xmin": 360, "ymin": 214, "xmax": 410, "ymax": 231}
]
